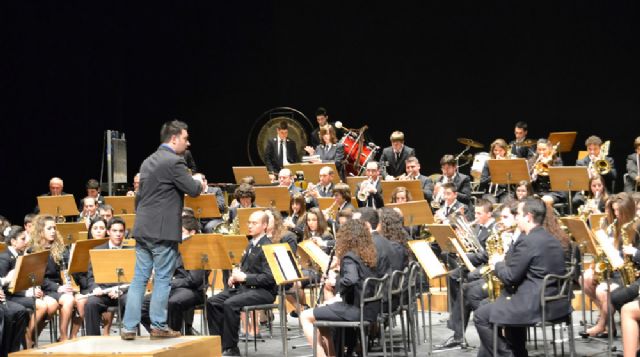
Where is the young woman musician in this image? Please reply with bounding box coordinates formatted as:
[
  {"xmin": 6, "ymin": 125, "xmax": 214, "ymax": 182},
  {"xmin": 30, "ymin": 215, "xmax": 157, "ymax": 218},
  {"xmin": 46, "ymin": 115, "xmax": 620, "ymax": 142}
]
[
  {"xmin": 529, "ymin": 139, "xmax": 564, "ymax": 206},
  {"xmin": 515, "ymin": 180, "xmax": 534, "ymax": 201},
  {"xmin": 304, "ymin": 125, "xmax": 346, "ymax": 181},
  {"xmin": 572, "ymin": 174, "xmax": 608, "ymax": 217},
  {"xmin": 479, "ymin": 139, "xmax": 514, "ymax": 203},
  {"xmin": 299, "ymin": 219, "xmax": 378, "ymax": 357},
  {"xmin": 29, "ymin": 215, "xmax": 76, "ymax": 341}
]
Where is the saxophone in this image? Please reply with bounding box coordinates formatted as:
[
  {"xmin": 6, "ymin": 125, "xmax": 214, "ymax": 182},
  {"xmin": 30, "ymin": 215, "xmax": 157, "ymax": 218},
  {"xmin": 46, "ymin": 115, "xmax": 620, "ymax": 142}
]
[
  {"xmin": 619, "ymin": 216, "xmax": 640, "ymax": 287},
  {"xmin": 481, "ymin": 224, "xmax": 515, "ymax": 301},
  {"xmin": 593, "ymin": 217, "xmax": 616, "ymax": 282}
]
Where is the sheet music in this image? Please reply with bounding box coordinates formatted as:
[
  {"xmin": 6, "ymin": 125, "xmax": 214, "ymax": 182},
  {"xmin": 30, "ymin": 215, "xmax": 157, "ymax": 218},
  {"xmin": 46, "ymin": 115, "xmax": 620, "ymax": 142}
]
[
  {"xmin": 273, "ymin": 245, "xmax": 300, "ymax": 281},
  {"xmin": 408, "ymin": 240, "xmax": 446, "ymax": 279},
  {"xmin": 298, "ymin": 240, "xmax": 330, "ymax": 271},
  {"xmin": 594, "ymin": 229, "xmax": 624, "ymax": 269}
]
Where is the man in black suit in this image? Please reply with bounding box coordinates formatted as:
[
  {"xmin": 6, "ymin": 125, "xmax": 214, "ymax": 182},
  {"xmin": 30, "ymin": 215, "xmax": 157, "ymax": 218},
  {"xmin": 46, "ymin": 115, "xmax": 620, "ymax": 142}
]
[
  {"xmin": 264, "ymin": 121, "xmax": 299, "ymax": 179},
  {"xmin": 509, "ymin": 121, "xmax": 535, "ymax": 159},
  {"xmin": 356, "ymin": 161, "xmax": 384, "ymax": 208},
  {"xmin": 278, "ymin": 168, "xmax": 303, "ymax": 196},
  {"xmin": 575, "ymin": 135, "xmax": 617, "ymax": 191},
  {"xmin": 34, "ymin": 177, "xmax": 66, "ymax": 214},
  {"xmin": 433, "ymin": 183, "xmax": 470, "ymax": 224},
  {"xmin": 433, "ymin": 155, "xmax": 472, "ymax": 207},
  {"xmin": 380, "ymin": 131, "xmax": 416, "ymax": 178},
  {"xmin": 404, "ymin": 156, "xmax": 434, "ymax": 202},
  {"xmin": 121, "ymin": 120, "xmax": 205, "ymax": 340},
  {"xmin": 84, "ymin": 217, "xmax": 130, "ymax": 336},
  {"xmin": 473, "ymin": 198, "xmax": 570, "ymax": 357},
  {"xmin": 624, "ymin": 136, "xmax": 640, "ymax": 193},
  {"xmin": 206, "ymin": 211, "xmax": 277, "ymax": 357}
]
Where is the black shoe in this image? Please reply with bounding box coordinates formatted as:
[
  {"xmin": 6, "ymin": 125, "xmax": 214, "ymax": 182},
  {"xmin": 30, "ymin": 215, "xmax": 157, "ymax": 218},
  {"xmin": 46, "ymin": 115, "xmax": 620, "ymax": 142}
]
[
  {"xmin": 435, "ymin": 336, "xmax": 462, "ymax": 349},
  {"xmin": 222, "ymin": 347, "xmax": 241, "ymax": 356}
]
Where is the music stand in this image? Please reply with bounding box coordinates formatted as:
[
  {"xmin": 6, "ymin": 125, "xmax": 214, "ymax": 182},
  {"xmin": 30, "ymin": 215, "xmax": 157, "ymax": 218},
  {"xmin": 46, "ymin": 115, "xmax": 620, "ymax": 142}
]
[
  {"xmin": 577, "ymin": 151, "xmax": 589, "ymax": 162},
  {"xmin": 346, "ymin": 176, "xmax": 368, "ymax": 196},
  {"xmin": 285, "ymin": 163, "xmax": 340, "ymax": 185},
  {"xmin": 115, "ymin": 214, "xmax": 136, "ymax": 232},
  {"xmin": 67, "ymin": 238, "xmax": 109, "ymax": 274},
  {"xmin": 89, "ymin": 249, "xmax": 136, "ymax": 335},
  {"xmin": 37, "ymin": 194, "xmax": 79, "ymax": 220},
  {"xmin": 262, "ymin": 243, "xmax": 307, "ymax": 357},
  {"xmin": 549, "ymin": 166, "xmax": 590, "ymax": 214},
  {"xmin": 9, "ymin": 250, "xmax": 50, "ymax": 348},
  {"xmin": 381, "ymin": 180, "xmax": 423, "ymax": 204},
  {"xmin": 548, "ymin": 131, "xmax": 577, "ymax": 154},
  {"xmin": 589, "ymin": 213, "xmax": 607, "ymax": 234},
  {"xmin": 298, "ymin": 240, "xmax": 330, "ymax": 274},
  {"xmin": 180, "ymin": 234, "xmax": 233, "ymax": 334},
  {"xmin": 316, "ymin": 197, "xmax": 335, "ymax": 211},
  {"xmin": 104, "ymin": 196, "xmax": 135, "ymax": 214},
  {"xmin": 487, "ymin": 159, "xmax": 530, "ymax": 196},
  {"xmin": 232, "ymin": 166, "xmax": 273, "ymax": 185},
  {"xmin": 221, "ymin": 234, "xmax": 251, "ymax": 267},
  {"xmin": 236, "ymin": 208, "xmax": 265, "ymax": 235},
  {"xmin": 184, "ymin": 194, "xmax": 222, "ymax": 219},
  {"xmin": 425, "ymin": 224, "xmax": 458, "ymax": 253},
  {"xmin": 56, "ymin": 222, "xmax": 87, "ymax": 246},
  {"xmin": 387, "ymin": 200, "xmax": 434, "ymax": 226},
  {"xmin": 254, "ymin": 186, "xmax": 290, "ymax": 212}
]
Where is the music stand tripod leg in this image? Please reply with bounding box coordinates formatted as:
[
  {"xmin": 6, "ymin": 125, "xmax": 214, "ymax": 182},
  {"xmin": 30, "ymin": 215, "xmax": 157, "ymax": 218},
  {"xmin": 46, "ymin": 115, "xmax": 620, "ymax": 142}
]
[
  {"xmin": 116, "ymin": 267, "xmax": 123, "ymax": 336},
  {"xmin": 30, "ymin": 273, "xmax": 39, "ymax": 349}
]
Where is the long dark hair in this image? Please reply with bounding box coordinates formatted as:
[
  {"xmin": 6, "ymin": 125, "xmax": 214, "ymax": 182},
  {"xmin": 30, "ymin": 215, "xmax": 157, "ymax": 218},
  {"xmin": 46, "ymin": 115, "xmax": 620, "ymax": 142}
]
[{"xmin": 335, "ymin": 219, "xmax": 377, "ymax": 269}]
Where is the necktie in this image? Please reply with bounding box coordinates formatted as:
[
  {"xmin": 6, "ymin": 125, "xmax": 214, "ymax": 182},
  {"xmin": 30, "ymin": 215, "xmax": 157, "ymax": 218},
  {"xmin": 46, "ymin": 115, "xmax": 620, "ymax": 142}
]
[
  {"xmin": 278, "ymin": 140, "xmax": 284, "ymax": 166},
  {"xmin": 395, "ymin": 152, "xmax": 401, "ymax": 162}
]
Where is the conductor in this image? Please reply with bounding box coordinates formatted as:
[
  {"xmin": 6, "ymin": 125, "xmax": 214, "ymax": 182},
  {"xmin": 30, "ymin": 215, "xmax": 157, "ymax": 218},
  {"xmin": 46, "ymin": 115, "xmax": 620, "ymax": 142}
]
[{"xmin": 121, "ymin": 120, "xmax": 206, "ymax": 340}]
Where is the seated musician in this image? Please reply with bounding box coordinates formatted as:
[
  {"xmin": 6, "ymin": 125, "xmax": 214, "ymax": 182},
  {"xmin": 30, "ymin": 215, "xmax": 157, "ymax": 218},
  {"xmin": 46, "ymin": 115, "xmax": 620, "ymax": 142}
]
[
  {"xmin": 303, "ymin": 166, "xmax": 337, "ymax": 208},
  {"xmin": 479, "ymin": 139, "xmax": 514, "ymax": 203},
  {"xmin": 140, "ymin": 215, "xmax": 209, "ymax": 333},
  {"xmin": 283, "ymin": 193, "xmax": 306, "ymax": 240},
  {"xmin": 509, "ymin": 121, "xmax": 535, "ymax": 159},
  {"xmin": 83, "ymin": 217, "xmax": 129, "ymax": 336},
  {"xmin": 34, "ymin": 177, "xmax": 66, "ymax": 213},
  {"xmin": 98, "ymin": 204, "xmax": 114, "ymax": 222},
  {"xmin": 576, "ymin": 135, "xmax": 617, "ymax": 191},
  {"xmin": 515, "ymin": 180, "xmax": 534, "ymax": 201},
  {"xmin": 227, "ymin": 183, "xmax": 257, "ymax": 223},
  {"xmin": 391, "ymin": 186, "xmax": 412, "ymax": 203},
  {"xmin": 126, "ymin": 173, "xmax": 140, "ymax": 197},
  {"xmin": 304, "ymin": 125, "xmax": 346, "ymax": 181},
  {"xmin": 278, "ymin": 168, "xmax": 302, "ymax": 195},
  {"xmin": 620, "ymin": 296, "xmax": 640, "ymax": 356},
  {"xmin": 83, "ymin": 178, "xmax": 104, "ymax": 208},
  {"xmin": 206, "ymin": 211, "xmax": 276, "ymax": 357},
  {"xmin": 402, "ymin": 156, "xmax": 434, "ymax": 202},
  {"xmin": 29, "ymin": 215, "xmax": 75, "ymax": 341},
  {"xmin": 377, "ymin": 207, "xmax": 410, "ymax": 282},
  {"xmin": 380, "ymin": 131, "xmax": 416, "ymax": 178},
  {"xmin": 198, "ymin": 173, "xmax": 228, "ymax": 233},
  {"xmin": 299, "ymin": 219, "xmax": 379, "ymax": 357},
  {"xmin": 0, "ymin": 226, "xmax": 33, "ymax": 351},
  {"xmin": 264, "ymin": 121, "xmax": 299, "ymax": 181},
  {"xmin": 433, "ymin": 183, "xmax": 470, "ymax": 224},
  {"xmin": 473, "ymin": 198, "xmax": 570, "ymax": 356},
  {"xmin": 78, "ymin": 196, "xmax": 100, "ymax": 229},
  {"xmin": 529, "ymin": 138, "xmax": 565, "ymax": 206},
  {"xmin": 624, "ymin": 136, "xmax": 640, "ymax": 193},
  {"xmin": 572, "ymin": 174, "xmax": 608, "ymax": 217},
  {"xmin": 356, "ymin": 161, "xmax": 384, "ymax": 208},
  {"xmin": 581, "ymin": 193, "xmax": 638, "ymax": 337},
  {"xmin": 433, "ymin": 155, "xmax": 472, "ymax": 207},
  {"xmin": 332, "ymin": 183, "xmax": 355, "ymax": 213}
]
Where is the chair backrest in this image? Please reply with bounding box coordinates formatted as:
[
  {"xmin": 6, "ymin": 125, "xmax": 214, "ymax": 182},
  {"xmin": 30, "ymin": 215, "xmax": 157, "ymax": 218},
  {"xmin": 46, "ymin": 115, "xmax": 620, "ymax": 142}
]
[
  {"xmin": 388, "ymin": 269, "xmax": 406, "ymax": 313},
  {"xmin": 361, "ymin": 274, "xmax": 389, "ymax": 306},
  {"xmin": 541, "ymin": 264, "xmax": 576, "ymax": 309}
]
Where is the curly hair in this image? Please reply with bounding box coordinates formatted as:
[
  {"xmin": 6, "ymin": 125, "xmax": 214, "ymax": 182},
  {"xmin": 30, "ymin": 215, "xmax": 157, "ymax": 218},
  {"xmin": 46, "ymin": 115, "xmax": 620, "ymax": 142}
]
[
  {"xmin": 29, "ymin": 215, "xmax": 65, "ymax": 264},
  {"xmin": 335, "ymin": 219, "xmax": 377, "ymax": 269},
  {"xmin": 378, "ymin": 208, "xmax": 410, "ymax": 255}
]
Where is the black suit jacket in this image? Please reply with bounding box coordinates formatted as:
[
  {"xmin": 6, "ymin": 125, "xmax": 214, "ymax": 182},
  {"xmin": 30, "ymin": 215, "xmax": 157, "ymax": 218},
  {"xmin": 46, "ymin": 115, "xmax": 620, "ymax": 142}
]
[
  {"xmin": 315, "ymin": 144, "xmax": 346, "ymax": 178},
  {"xmin": 356, "ymin": 179, "xmax": 384, "ymax": 208},
  {"xmin": 467, "ymin": 221, "xmax": 495, "ymax": 267},
  {"xmin": 416, "ymin": 174, "xmax": 434, "ymax": 202},
  {"xmin": 380, "ymin": 145, "xmax": 416, "ymax": 177},
  {"xmin": 371, "ymin": 231, "xmax": 393, "ymax": 278},
  {"xmin": 436, "ymin": 173, "xmax": 472, "ymax": 206},
  {"xmin": 42, "ymin": 248, "xmax": 70, "ymax": 295},
  {"xmin": 625, "ymin": 153, "xmax": 640, "ymax": 192},
  {"xmin": 240, "ymin": 235, "xmax": 277, "ymax": 295},
  {"xmin": 264, "ymin": 137, "xmax": 299, "ymax": 174},
  {"xmin": 171, "ymin": 253, "xmax": 209, "ymax": 293},
  {"xmin": 335, "ymin": 251, "xmax": 379, "ymax": 321},
  {"xmin": 490, "ymin": 226, "xmax": 570, "ymax": 325},
  {"xmin": 133, "ymin": 145, "xmax": 202, "ymax": 242},
  {"xmin": 510, "ymin": 139, "xmax": 535, "ymax": 159},
  {"xmin": 0, "ymin": 250, "xmax": 17, "ymax": 294}
]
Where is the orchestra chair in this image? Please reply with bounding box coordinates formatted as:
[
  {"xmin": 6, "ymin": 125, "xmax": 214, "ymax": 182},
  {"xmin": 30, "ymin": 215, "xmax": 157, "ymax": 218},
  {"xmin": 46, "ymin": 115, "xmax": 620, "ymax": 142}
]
[
  {"xmin": 312, "ymin": 274, "xmax": 389, "ymax": 357},
  {"xmin": 382, "ymin": 269, "xmax": 408, "ymax": 357},
  {"xmin": 242, "ymin": 302, "xmax": 279, "ymax": 356}
]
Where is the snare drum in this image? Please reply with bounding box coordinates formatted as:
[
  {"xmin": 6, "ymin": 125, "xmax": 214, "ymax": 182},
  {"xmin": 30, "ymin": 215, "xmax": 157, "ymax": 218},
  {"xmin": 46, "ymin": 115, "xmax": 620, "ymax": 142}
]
[
  {"xmin": 340, "ymin": 132, "xmax": 378, "ymax": 176},
  {"xmin": 470, "ymin": 152, "xmax": 490, "ymax": 180}
]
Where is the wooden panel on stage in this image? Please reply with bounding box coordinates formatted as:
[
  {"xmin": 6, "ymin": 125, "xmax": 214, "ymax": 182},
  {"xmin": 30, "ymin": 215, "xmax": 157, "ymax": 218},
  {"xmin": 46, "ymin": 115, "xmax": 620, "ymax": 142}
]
[{"xmin": 8, "ymin": 335, "xmax": 221, "ymax": 357}]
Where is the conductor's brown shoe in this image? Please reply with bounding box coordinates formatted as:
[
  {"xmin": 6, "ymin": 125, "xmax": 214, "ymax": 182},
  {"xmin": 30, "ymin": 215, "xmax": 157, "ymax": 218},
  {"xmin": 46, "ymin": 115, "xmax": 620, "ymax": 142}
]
[
  {"xmin": 150, "ymin": 328, "xmax": 181, "ymax": 339},
  {"xmin": 121, "ymin": 330, "xmax": 136, "ymax": 341}
]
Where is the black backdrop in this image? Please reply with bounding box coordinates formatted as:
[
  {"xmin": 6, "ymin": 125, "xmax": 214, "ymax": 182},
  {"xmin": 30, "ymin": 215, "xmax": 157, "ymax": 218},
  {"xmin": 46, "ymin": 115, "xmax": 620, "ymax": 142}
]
[{"xmin": 2, "ymin": 2, "xmax": 639, "ymax": 223}]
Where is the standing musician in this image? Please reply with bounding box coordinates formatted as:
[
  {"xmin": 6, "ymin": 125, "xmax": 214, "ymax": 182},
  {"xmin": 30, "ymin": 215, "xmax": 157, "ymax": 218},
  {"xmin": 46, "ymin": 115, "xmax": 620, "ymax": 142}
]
[
  {"xmin": 356, "ymin": 162, "xmax": 384, "ymax": 208},
  {"xmin": 576, "ymin": 135, "xmax": 617, "ymax": 190},
  {"xmin": 473, "ymin": 198, "xmax": 570, "ymax": 357},
  {"xmin": 403, "ymin": 156, "xmax": 434, "ymax": 202},
  {"xmin": 624, "ymin": 136, "xmax": 640, "ymax": 193},
  {"xmin": 299, "ymin": 219, "xmax": 379, "ymax": 357},
  {"xmin": 304, "ymin": 125, "xmax": 346, "ymax": 181},
  {"xmin": 206, "ymin": 211, "xmax": 276, "ymax": 357},
  {"xmin": 380, "ymin": 131, "xmax": 416, "ymax": 178},
  {"xmin": 29, "ymin": 215, "xmax": 75, "ymax": 341},
  {"xmin": 581, "ymin": 192, "xmax": 637, "ymax": 337},
  {"xmin": 0, "ymin": 226, "xmax": 32, "ymax": 352},
  {"xmin": 529, "ymin": 138, "xmax": 565, "ymax": 207},
  {"xmin": 83, "ymin": 217, "xmax": 129, "ymax": 336},
  {"xmin": 479, "ymin": 139, "xmax": 514, "ymax": 203},
  {"xmin": 433, "ymin": 155, "xmax": 473, "ymax": 208},
  {"xmin": 509, "ymin": 121, "xmax": 535, "ymax": 159},
  {"xmin": 264, "ymin": 121, "xmax": 299, "ymax": 181}
]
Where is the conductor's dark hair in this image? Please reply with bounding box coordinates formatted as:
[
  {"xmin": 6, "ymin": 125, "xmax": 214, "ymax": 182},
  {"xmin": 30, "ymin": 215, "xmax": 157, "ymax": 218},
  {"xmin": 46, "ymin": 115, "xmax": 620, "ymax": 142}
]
[
  {"xmin": 357, "ymin": 207, "xmax": 379, "ymax": 230},
  {"xmin": 315, "ymin": 107, "xmax": 328, "ymax": 117},
  {"xmin": 160, "ymin": 120, "xmax": 188, "ymax": 143},
  {"xmin": 522, "ymin": 197, "xmax": 546, "ymax": 225},
  {"xmin": 514, "ymin": 121, "xmax": 528, "ymax": 131}
]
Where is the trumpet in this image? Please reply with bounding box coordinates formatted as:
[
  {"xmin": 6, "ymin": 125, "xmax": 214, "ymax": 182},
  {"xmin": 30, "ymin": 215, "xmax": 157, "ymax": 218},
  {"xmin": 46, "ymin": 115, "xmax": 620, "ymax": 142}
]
[{"xmin": 303, "ymin": 182, "xmax": 319, "ymax": 203}]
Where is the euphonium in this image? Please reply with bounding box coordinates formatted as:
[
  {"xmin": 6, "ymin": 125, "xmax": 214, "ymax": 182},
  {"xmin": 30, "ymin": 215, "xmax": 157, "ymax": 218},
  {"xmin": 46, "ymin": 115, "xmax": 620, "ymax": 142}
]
[
  {"xmin": 593, "ymin": 140, "xmax": 612, "ymax": 176},
  {"xmin": 449, "ymin": 213, "xmax": 482, "ymax": 253},
  {"xmin": 619, "ymin": 216, "xmax": 640, "ymax": 287}
]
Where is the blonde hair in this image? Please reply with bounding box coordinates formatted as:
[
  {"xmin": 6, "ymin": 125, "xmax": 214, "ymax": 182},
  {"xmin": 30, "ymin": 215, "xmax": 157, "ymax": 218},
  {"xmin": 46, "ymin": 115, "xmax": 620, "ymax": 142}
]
[{"xmin": 29, "ymin": 215, "xmax": 65, "ymax": 264}]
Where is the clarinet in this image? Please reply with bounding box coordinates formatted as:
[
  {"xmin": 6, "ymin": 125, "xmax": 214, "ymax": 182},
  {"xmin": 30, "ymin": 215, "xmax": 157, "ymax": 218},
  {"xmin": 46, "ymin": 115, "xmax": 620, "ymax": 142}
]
[{"xmin": 316, "ymin": 245, "xmax": 337, "ymax": 305}]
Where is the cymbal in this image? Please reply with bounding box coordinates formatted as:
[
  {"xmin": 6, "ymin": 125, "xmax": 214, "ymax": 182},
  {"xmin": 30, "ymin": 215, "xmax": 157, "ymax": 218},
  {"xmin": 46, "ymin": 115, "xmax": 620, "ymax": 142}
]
[
  {"xmin": 517, "ymin": 139, "xmax": 537, "ymax": 147},
  {"xmin": 457, "ymin": 138, "xmax": 484, "ymax": 149}
]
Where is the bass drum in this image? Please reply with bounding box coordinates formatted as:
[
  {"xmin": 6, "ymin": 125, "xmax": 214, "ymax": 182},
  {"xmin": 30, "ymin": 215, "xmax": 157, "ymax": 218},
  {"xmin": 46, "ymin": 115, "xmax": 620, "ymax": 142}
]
[
  {"xmin": 470, "ymin": 152, "xmax": 490, "ymax": 180},
  {"xmin": 340, "ymin": 131, "xmax": 379, "ymax": 176}
]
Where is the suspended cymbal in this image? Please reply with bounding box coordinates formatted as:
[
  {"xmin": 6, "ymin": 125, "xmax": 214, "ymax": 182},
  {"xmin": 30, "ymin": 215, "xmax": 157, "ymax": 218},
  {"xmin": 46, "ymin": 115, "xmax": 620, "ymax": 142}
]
[{"xmin": 457, "ymin": 137, "xmax": 484, "ymax": 149}]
